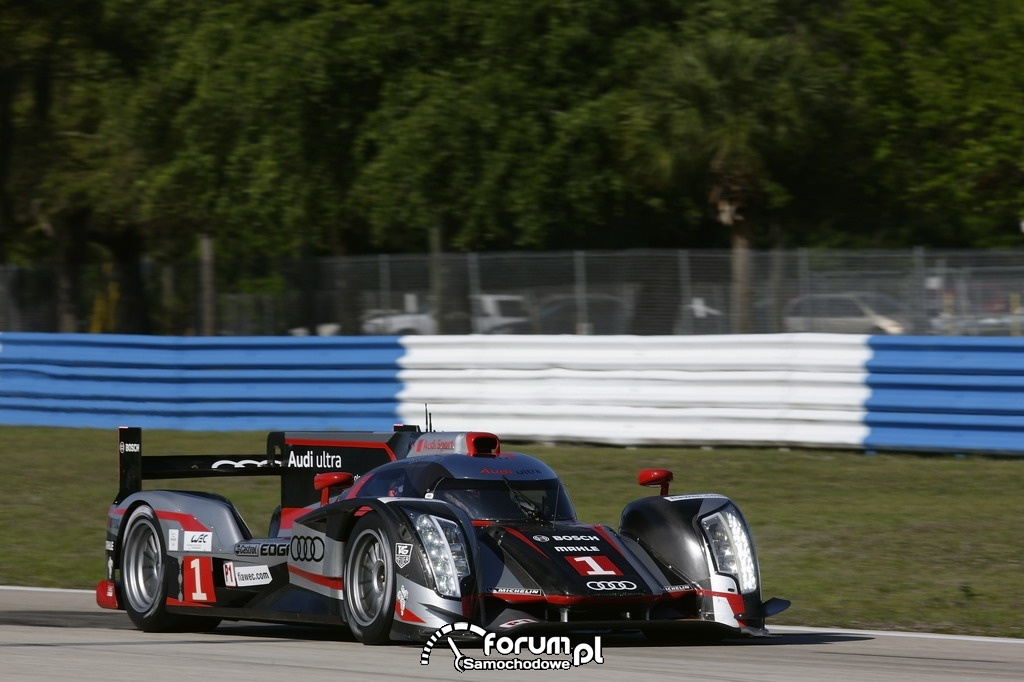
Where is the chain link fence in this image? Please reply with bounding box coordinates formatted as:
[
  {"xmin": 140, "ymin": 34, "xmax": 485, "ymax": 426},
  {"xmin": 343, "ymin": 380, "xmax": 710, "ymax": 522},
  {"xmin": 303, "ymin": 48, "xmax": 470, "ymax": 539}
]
[{"xmin": 3, "ymin": 248, "xmax": 1024, "ymax": 336}]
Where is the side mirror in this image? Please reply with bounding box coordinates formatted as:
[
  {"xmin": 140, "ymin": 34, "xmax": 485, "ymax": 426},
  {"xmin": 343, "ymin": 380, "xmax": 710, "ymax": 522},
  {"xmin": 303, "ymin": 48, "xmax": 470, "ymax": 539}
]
[
  {"xmin": 638, "ymin": 469, "xmax": 673, "ymax": 496},
  {"xmin": 314, "ymin": 471, "xmax": 354, "ymax": 506}
]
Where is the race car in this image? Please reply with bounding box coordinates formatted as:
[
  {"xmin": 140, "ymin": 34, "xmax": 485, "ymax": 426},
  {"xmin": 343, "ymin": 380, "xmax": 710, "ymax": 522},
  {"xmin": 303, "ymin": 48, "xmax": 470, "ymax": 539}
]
[{"xmin": 97, "ymin": 425, "xmax": 789, "ymax": 643}]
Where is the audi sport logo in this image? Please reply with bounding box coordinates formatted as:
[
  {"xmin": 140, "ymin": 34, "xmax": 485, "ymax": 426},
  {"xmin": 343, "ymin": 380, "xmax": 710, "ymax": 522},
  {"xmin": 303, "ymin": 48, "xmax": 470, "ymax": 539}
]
[
  {"xmin": 586, "ymin": 580, "xmax": 638, "ymax": 591},
  {"xmin": 290, "ymin": 536, "xmax": 325, "ymax": 562}
]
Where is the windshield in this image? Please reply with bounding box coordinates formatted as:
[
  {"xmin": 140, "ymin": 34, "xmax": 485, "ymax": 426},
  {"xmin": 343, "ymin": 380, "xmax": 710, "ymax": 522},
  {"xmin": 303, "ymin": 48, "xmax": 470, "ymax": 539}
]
[{"xmin": 431, "ymin": 478, "xmax": 576, "ymax": 522}]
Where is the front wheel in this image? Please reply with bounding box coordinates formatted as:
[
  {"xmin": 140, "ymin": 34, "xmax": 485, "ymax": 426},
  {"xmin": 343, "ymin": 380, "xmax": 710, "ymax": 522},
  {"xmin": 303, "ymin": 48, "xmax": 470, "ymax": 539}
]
[
  {"xmin": 343, "ymin": 515, "xmax": 396, "ymax": 644},
  {"xmin": 120, "ymin": 505, "xmax": 219, "ymax": 632}
]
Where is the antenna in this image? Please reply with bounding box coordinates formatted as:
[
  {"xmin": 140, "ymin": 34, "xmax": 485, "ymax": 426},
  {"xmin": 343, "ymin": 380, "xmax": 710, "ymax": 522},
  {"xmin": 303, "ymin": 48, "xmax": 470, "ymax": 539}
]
[{"xmin": 424, "ymin": 404, "xmax": 433, "ymax": 432}]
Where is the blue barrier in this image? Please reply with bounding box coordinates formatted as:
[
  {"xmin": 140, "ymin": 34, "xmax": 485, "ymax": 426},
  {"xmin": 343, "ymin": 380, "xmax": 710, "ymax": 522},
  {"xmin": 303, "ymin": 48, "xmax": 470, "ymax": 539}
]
[
  {"xmin": 0, "ymin": 333, "xmax": 405, "ymax": 431},
  {"xmin": 865, "ymin": 336, "xmax": 1024, "ymax": 455}
]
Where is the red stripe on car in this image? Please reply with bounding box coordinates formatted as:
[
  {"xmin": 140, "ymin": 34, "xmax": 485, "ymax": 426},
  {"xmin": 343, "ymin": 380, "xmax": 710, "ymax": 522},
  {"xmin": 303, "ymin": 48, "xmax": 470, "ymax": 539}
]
[{"xmin": 288, "ymin": 564, "xmax": 343, "ymax": 590}]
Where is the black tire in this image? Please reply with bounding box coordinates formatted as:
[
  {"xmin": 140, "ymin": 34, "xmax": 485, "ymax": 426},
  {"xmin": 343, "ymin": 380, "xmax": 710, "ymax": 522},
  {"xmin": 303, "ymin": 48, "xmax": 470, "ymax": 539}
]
[
  {"xmin": 120, "ymin": 505, "xmax": 220, "ymax": 632},
  {"xmin": 343, "ymin": 514, "xmax": 396, "ymax": 644}
]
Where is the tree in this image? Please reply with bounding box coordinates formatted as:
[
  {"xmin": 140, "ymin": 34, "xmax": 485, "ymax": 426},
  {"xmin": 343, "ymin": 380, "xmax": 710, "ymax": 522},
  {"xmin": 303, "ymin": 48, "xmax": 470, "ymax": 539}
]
[
  {"xmin": 616, "ymin": 1, "xmax": 823, "ymax": 331},
  {"xmin": 831, "ymin": 0, "xmax": 1024, "ymax": 246}
]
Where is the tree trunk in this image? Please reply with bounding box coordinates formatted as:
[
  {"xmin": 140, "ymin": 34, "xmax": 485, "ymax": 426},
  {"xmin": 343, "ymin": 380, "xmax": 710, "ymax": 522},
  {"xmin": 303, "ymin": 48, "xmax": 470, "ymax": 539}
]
[
  {"xmin": 429, "ymin": 224, "xmax": 445, "ymax": 334},
  {"xmin": 199, "ymin": 234, "xmax": 216, "ymax": 336},
  {"xmin": 718, "ymin": 195, "xmax": 754, "ymax": 335}
]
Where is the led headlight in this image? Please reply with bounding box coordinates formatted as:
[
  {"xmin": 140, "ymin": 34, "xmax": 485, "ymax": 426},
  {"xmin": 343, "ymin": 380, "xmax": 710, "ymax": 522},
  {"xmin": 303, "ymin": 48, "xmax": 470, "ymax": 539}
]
[
  {"xmin": 701, "ymin": 507, "xmax": 758, "ymax": 594},
  {"xmin": 410, "ymin": 513, "xmax": 470, "ymax": 598}
]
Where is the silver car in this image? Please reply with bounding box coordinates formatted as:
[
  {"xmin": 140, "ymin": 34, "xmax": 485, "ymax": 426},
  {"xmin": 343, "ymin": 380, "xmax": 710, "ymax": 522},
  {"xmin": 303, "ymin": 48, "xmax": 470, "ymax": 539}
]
[{"xmin": 784, "ymin": 292, "xmax": 913, "ymax": 334}]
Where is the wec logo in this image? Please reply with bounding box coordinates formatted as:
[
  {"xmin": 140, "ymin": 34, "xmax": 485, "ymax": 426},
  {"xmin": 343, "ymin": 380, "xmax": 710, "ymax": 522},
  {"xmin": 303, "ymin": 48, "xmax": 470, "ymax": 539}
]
[{"xmin": 420, "ymin": 623, "xmax": 604, "ymax": 672}]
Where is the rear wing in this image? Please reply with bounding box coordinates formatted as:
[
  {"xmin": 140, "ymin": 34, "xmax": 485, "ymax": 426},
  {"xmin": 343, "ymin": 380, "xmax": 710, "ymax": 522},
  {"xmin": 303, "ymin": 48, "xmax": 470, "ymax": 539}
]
[{"xmin": 115, "ymin": 425, "xmax": 424, "ymax": 507}]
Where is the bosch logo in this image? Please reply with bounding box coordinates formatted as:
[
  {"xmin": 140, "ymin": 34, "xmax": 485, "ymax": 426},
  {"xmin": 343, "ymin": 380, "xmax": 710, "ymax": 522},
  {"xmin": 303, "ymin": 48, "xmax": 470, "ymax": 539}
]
[
  {"xmin": 290, "ymin": 536, "xmax": 325, "ymax": 562},
  {"xmin": 119, "ymin": 442, "xmax": 139, "ymax": 454},
  {"xmin": 532, "ymin": 535, "xmax": 550, "ymax": 542},
  {"xmin": 586, "ymin": 580, "xmax": 638, "ymax": 591}
]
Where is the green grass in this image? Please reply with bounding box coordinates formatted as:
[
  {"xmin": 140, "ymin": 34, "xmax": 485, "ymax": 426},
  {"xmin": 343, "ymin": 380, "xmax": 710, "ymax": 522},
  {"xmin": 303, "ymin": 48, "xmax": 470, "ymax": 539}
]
[{"xmin": 2, "ymin": 427, "xmax": 1021, "ymax": 638}]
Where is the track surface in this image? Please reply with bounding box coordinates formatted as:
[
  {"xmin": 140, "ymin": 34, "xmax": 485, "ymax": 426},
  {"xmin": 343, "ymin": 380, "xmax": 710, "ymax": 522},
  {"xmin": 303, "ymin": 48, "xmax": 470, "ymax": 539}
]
[{"xmin": 2, "ymin": 587, "xmax": 1022, "ymax": 681}]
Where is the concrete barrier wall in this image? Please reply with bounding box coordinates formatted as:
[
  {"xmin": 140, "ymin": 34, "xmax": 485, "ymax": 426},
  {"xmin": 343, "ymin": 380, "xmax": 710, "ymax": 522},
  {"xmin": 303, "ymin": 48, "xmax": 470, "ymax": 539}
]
[{"xmin": 2, "ymin": 332, "xmax": 1021, "ymax": 454}]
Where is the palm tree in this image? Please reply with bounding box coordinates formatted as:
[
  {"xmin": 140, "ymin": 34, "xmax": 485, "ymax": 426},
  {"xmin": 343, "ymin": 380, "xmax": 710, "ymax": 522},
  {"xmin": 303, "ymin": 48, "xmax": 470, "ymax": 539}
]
[{"xmin": 619, "ymin": 28, "xmax": 816, "ymax": 332}]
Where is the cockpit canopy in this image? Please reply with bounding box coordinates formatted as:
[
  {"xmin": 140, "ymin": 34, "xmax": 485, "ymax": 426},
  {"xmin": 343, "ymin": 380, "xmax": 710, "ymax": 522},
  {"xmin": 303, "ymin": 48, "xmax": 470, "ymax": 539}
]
[
  {"xmin": 430, "ymin": 478, "xmax": 575, "ymax": 522},
  {"xmin": 343, "ymin": 453, "xmax": 577, "ymax": 522}
]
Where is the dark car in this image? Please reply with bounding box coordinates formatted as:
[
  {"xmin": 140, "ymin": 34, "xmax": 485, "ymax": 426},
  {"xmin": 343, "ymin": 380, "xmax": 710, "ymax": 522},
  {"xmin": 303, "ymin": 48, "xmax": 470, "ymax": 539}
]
[
  {"xmin": 98, "ymin": 426, "xmax": 788, "ymax": 644},
  {"xmin": 492, "ymin": 294, "xmax": 632, "ymax": 334}
]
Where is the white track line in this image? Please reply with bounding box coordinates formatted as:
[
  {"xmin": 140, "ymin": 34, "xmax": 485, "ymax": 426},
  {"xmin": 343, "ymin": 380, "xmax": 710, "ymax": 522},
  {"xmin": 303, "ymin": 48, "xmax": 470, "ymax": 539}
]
[
  {"xmin": 770, "ymin": 624, "xmax": 1024, "ymax": 644},
  {"xmin": 0, "ymin": 585, "xmax": 93, "ymax": 595}
]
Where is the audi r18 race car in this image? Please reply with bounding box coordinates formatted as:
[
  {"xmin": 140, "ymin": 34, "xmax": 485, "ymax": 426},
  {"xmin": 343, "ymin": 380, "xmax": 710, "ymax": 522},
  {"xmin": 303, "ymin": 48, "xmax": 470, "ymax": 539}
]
[{"xmin": 97, "ymin": 425, "xmax": 789, "ymax": 643}]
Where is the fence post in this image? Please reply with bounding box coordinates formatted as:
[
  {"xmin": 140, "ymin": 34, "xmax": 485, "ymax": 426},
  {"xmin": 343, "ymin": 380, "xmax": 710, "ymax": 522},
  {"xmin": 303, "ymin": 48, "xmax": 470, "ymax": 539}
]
[
  {"xmin": 574, "ymin": 251, "xmax": 589, "ymax": 334},
  {"xmin": 469, "ymin": 252, "xmax": 482, "ymax": 332},
  {"xmin": 377, "ymin": 254, "xmax": 391, "ymax": 313},
  {"xmin": 677, "ymin": 250, "xmax": 693, "ymax": 335},
  {"xmin": 798, "ymin": 248, "xmax": 810, "ymax": 300},
  {"xmin": 912, "ymin": 246, "xmax": 926, "ymax": 326}
]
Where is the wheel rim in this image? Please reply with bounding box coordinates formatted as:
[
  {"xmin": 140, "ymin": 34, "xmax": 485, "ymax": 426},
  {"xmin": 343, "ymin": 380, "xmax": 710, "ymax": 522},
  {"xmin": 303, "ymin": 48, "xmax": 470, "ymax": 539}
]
[
  {"xmin": 123, "ymin": 516, "xmax": 163, "ymax": 615},
  {"xmin": 348, "ymin": 529, "xmax": 388, "ymax": 626}
]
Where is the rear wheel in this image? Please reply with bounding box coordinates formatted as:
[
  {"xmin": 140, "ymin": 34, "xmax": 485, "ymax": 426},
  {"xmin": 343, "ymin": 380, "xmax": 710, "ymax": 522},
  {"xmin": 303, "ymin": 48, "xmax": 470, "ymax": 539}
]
[
  {"xmin": 343, "ymin": 515, "xmax": 396, "ymax": 644},
  {"xmin": 120, "ymin": 505, "xmax": 220, "ymax": 632}
]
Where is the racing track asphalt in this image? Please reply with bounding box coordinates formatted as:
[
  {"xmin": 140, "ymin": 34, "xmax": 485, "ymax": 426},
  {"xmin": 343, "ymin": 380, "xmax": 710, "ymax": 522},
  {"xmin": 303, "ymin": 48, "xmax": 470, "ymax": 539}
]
[{"xmin": 1, "ymin": 586, "xmax": 1022, "ymax": 681}]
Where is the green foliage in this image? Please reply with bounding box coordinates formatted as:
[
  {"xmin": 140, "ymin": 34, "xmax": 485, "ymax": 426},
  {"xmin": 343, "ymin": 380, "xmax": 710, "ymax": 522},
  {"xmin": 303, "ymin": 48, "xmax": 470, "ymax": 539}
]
[
  {"xmin": 5, "ymin": 0, "xmax": 1024, "ymax": 271},
  {"xmin": 829, "ymin": 0, "xmax": 1024, "ymax": 245}
]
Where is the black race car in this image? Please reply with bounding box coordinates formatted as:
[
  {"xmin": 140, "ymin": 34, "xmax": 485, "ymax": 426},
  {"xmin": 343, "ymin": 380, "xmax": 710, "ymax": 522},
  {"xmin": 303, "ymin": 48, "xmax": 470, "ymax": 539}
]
[{"xmin": 97, "ymin": 425, "xmax": 789, "ymax": 643}]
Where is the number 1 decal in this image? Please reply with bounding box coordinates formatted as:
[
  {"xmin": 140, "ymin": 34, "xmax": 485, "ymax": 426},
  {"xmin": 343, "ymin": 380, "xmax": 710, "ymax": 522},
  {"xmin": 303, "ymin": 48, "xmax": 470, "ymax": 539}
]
[
  {"xmin": 184, "ymin": 556, "xmax": 215, "ymax": 602},
  {"xmin": 567, "ymin": 555, "xmax": 622, "ymax": 576}
]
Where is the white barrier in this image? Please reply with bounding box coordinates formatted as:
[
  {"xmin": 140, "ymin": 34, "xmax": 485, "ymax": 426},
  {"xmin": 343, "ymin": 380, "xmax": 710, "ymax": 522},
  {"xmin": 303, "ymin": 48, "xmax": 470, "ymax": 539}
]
[{"xmin": 397, "ymin": 334, "xmax": 871, "ymax": 447}]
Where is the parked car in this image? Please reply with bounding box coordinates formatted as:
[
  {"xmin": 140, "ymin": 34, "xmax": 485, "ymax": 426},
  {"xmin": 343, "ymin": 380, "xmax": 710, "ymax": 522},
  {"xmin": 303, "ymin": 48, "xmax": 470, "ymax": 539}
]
[
  {"xmin": 490, "ymin": 294, "xmax": 633, "ymax": 334},
  {"xmin": 784, "ymin": 292, "xmax": 913, "ymax": 334},
  {"xmin": 361, "ymin": 294, "xmax": 530, "ymax": 335},
  {"xmin": 537, "ymin": 294, "xmax": 632, "ymax": 334}
]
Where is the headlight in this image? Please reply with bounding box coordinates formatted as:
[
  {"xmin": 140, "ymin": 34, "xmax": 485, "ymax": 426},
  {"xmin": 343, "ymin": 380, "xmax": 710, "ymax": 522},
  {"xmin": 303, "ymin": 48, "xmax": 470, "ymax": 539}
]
[
  {"xmin": 409, "ymin": 512, "xmax": 471, "ymax": 598},
  {"xmin": 701, "ymin": 507, "xmax": 758, "ymax": 594}
]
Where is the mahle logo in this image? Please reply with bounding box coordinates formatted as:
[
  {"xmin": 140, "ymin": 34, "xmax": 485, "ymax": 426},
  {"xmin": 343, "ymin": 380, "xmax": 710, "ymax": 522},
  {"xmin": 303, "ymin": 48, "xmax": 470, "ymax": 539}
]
[{"xmin": 420, "ymin": 622, "xmax": 604, "ymax": 672}]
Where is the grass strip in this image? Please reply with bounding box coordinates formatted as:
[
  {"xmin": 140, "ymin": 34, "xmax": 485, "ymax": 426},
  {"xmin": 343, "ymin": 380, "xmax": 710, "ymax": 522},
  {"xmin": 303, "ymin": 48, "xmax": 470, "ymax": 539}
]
[{"xmin": 1, "ymin": 427, "xmax": 1020, "ymax": 638}]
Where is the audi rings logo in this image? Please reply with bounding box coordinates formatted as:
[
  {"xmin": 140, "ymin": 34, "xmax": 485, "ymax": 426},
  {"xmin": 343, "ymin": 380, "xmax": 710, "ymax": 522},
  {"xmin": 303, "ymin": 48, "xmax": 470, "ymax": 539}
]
[
  {"xmin": 290, "ymin": 536, "xmax": 325, "ymax": 562},
  {"xmin": 586, "ymin": 580, "xmax": 638, "ymax": 591}
]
